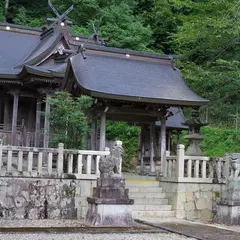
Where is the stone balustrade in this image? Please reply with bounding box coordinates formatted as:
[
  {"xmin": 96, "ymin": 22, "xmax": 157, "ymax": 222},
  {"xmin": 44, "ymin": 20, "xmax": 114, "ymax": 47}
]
[
  {"xmin": 163, "ymin": 144, "xmax": 227, "ymax": 183},
  {"xmin": 0, "ymin": 143, "xmax": 110, "ymax": 179}
]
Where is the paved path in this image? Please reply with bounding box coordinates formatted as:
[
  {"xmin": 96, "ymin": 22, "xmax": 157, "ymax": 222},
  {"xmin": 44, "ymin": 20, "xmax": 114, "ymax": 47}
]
[{"xmin": 136, "ymin": 218, "xmax": 240, "ymax": 240}]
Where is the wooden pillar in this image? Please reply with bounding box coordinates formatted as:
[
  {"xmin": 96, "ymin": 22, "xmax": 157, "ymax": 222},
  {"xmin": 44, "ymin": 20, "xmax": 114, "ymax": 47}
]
[
  {"xmin": 91, "ymin": 114, "xmax": 97, "ymax": 150},
  {"xmin": 167, "ymin": 130, "xmax": 172, "ymax": 151},
  {"xmin": 149, "ymin": 123, "xmax": 156, "ymax": 176},
  {"xmin": 11, "ymin": 90, "xmax": 20, "ymax": 146},
  {"xmin": 4, "ymin": 97, "xmax": 10, "ymax": 130},
  {"xmin": 27, "ymin": 99, "xmax": 35, "ymax": 131},
  {"xmin": 160, "ymin": 115, "xmax": 167, "ymax": 173},
  {"xmin": 99, "ymin": 112, "xmax": 106, "ymax": 151},
  {"xmin": 139, "ymin": 126, "xmax": 146, "ymax": 175},
  {"xmin": 43, "ymin": 94, "xmax": 51, "ymax": 149},
  {"xmin": 34, "ymin": 98, "xmax": 41, "ymax": 147}
]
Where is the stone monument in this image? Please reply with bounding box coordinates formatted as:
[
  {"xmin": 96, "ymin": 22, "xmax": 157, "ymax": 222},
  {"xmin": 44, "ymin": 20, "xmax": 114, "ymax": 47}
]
[
  {"xmin": 84, "ymin": 141, "xmax": 135, "ymax": 226},
  {"xmin": 182, "ymin": 109, "xmax": 208, "ymax": 156},
  {"xmin": 214, "ymin": 153, "xmax": 240, "ymax": 225}
]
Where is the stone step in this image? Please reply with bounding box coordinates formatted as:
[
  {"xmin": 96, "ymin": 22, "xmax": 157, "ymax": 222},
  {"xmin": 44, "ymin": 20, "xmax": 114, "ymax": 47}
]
[
  {"xmin": 132, "ymin": 204, "xmax": 172, "ymax": 211},
  {"xmin": 128, "ymin": 187, "xmax": 163, "ymax": 193},
  {"xmin": 133, "ymin": 198, "xmax": 168, "ymax": 205},
  {"xmin": 129, "ymin": 192, "xmax": 166, "ymax": 199},
  {"xmin": 125, "ymin": 180, "xmax": 159, "ymax": 187},
  {"xmin": 132, "ymin": 210, "xmax": 176, "ymax": 218}
]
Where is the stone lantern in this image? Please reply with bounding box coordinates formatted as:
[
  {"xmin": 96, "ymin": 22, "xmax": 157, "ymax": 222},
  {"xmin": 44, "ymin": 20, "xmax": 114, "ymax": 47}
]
[{"xmin": 182, "ymin": 109, "xmax": 208, "ymax": 156}]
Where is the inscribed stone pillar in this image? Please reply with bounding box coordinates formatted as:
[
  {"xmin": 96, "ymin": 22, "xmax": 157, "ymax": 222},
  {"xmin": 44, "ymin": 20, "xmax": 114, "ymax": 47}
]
[
  {"xmin": 99, "ymin": 112, "xmax": 106, "ymax": 151},
  {"xmin": 160, "ymin": 115, "xmax": 167, "ymax": 173},
  {"xmin": 4, "ymin": 97, "xmax": 10, "ymax": 130},
  {"xmin": 149, "ymin": 123, "xmax": 156, "ymax": 176},
  {"xmin": 11, "ymin": 90, "xmax": 20, "ymax": 146},
  {"xmin": 34, "ymin": 98, "xmax": 41, "ymax": 147}
]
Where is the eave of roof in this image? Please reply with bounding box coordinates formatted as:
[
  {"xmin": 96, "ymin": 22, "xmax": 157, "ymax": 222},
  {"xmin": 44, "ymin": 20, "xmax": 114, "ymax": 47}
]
[{"xmin": 0, "ymin": 22, "xmax": 42, "ymax": 33}]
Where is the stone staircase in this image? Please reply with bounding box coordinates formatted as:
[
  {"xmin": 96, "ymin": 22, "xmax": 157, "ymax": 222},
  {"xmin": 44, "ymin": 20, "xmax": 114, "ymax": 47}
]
[{"xmin": 125, "ymin": 179, "xmax": 175, "ymax": 218}]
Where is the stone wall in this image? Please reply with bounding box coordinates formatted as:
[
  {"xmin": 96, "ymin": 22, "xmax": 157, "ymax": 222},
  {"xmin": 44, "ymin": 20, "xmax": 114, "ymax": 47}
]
[
  {"xmin": 160, "ymin": 181, "xmax": 226, "ymax": 221},
  {"xmin": 0, "ymin": 177, "xmax": 96, "ymax": 220}
]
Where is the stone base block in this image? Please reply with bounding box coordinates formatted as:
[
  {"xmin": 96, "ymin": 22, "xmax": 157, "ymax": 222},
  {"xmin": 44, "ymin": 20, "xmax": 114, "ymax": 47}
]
[
  {"xmin": 214, "ymin": 205, "xmax": 240, "ymax": 225},
  {"xmin": 84, "ymin": 203, "xmax": 135, "ymax": 226}
]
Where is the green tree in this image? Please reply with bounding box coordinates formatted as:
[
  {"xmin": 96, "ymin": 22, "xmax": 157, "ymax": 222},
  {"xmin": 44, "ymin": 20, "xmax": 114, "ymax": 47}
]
[
  {"xmin": 46, "ymin": 91, "xmax": 93, "ymax": 149},
  {"xmin": 0, "ymin": 1, "xmax": 4, "ymax": 22},
  {"xmin": 100, "ymin": 2, "xmax": 152, "ymax": 50}
]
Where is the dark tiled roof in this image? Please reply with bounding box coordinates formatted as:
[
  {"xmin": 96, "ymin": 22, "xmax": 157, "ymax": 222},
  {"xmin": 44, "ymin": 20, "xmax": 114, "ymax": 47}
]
[
  {"xmin": 156, "ymin": 107, "xmax": 188, "ymax": 130},
  {"xmin": 0, "ymin": 22, "xmax": 208, "ymax": 107},
  {"xmin": 0, "ymin": 30, "xmax": 40, "ymax": 70},
  {"xmin": 70, "ymin": 53, "xmax": 208, "ymax": 106}
]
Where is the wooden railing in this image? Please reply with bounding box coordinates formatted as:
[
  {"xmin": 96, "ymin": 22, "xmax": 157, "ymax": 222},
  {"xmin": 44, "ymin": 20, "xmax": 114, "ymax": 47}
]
[
  {"xmin": 162, "ymin": 144, "xmax": 227, "ymax": 183},
  {"xmin": 0, "ymin": 143, "xmax": 110, "ymax": 179}
]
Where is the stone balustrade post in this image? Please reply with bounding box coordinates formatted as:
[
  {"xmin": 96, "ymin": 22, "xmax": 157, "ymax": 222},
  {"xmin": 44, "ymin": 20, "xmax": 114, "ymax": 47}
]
[
  {"xmin": 86, "ymin": 155, "xmax": 92, "ymax": 174},
  {"xmin": 57, "ymin": 143, "xmax": 64, "ymax": 174},
  {"xmin": 95, "ymin": 155, "xmax": 100, "ymax": 175},
  {"xmin": 176, "ymin": 144, "xmax": 185, "ymax": 178},
  {"xmin": 164, "ymin": 150, "xmax": 170, "ymax": 177}
]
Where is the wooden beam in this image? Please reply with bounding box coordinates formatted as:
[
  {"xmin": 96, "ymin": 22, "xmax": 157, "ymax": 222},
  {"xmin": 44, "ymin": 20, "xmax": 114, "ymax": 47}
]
[
  {"xmin": 108, "ymin": 107, "xmax": 163, "ymax": 117},
  {"xmin": 106, "ymin": 113, "xmax": 158, "ymax": 123},
  {"xmin": 99, "ymin": 112, "xmax": 106, "ymax": 151}
]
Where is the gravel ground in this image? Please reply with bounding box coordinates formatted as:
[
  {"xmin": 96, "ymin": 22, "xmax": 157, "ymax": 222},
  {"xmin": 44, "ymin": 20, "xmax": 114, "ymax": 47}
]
[
  {"xmin": 0, "ymin": 220, "xmax": 84, "ymax": 228},
  {"xmin": 0, "ymin": 233, "xmax": 196, "ymax": 240}
]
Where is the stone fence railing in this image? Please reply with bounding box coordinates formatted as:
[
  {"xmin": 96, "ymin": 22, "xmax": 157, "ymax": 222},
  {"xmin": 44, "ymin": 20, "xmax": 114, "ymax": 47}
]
[
  {"xmin": 0, "ymin": 143, "xmax": 110, "ymax": 179},
  {"xmin": 162, "ymin": 144, "xmax": 228, "ymax": 183}
]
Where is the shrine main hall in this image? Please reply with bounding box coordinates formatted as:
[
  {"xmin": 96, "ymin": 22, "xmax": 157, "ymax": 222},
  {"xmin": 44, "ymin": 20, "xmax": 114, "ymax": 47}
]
[{"xmin": 0, "ymin": 14, "xmax": 208, "ymax": 174}]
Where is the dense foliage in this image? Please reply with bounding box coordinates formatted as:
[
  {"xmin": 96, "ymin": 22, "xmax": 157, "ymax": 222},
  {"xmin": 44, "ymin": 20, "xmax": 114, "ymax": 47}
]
[
  {"xmin": 2, "ymin": 1, "xmax": 240, "ymax": 159},
  {"xmin": 200, "ymin": 126, "xmax": 240, "ymax": 157}
]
